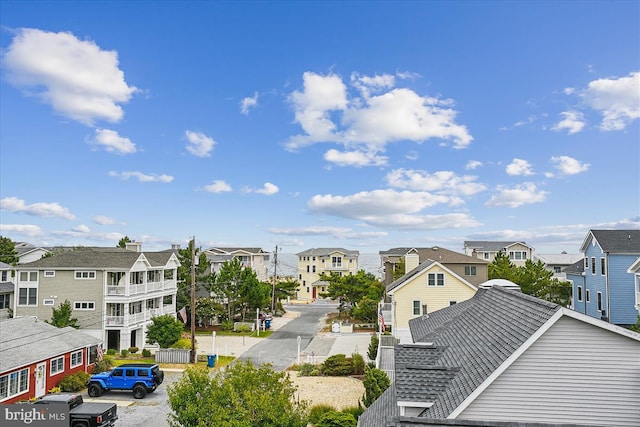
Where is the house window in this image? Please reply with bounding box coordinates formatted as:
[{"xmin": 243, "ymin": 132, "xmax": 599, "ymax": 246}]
[
  {"xmin": 43, "ymin": 299, "xmax": 55, "ymax": 306},
  {"xmin": 422, "ymin": 304, "xmax": 428, "ymax": 315},
  {"xmin": 18, "ymin": 288, "xmax": 37, "ymax": 306},
  {"xmin": 306, "ymin": 266, "xmax": 310, "ymax": 273},
  {"xmin": 1, "ymin": 271, "xmax": 7, "ymax": 281},
  {"xmin": 584, "ymin": 258, "xmax": 588, "ymax": 269},
  {"xmin": 591, "ymin": 257, "xmax": 596, "ymax": 275},
  {"xmin": 313, "ymin": 257, "xmax": 316, "ymax": 261},
  {"xmin": 312, "ymin": 266, "xmax": 316, "ymax": 273},
  {"xmin": 74, "ymin": 301, "xmax": 95, "ymax": 310},
  {"xmin": 50, "ymin": 356, "xmax": 64, "ymax": 375},
  {"xmin": 412, "ymin": 300, "xmax": 421, "ymax": 315},
  {"xmin": 428, "ymin": 273, "xmax": 445, "ymax": 286},
  {"xmin": 70, "ymin": 350, "xmax": 83, "ymax": 368},
  {"xmin": 553, "ymin": 266, "xmax": 562, "ymax": 273},
  {"xmin": 0, "ymin": 294, "xmax": 10, "ymax": 309},
  {"xmin": 600, "ymin": 258, "xmax": 606, "ymax": 276},
  {"xmin": 44, "ymin": 271, "xmax": 55, "ymax": 277},
  {"xmin": 299, "ymin": 274, "xmax": 302, "ymax": 280},
  {"xmin": 332, "ymin": 257, "xmax": 342, "ymax": 268},
  {"xmin": 464, "ymin": 266, "xmax": 477, "ymax": 276},
  {"xmin": 586, "ymin": 289, "xmax": 591, "ymax": 303},
  {"xmin": 19, "ymin": 271, "xmax": 38, "ymax": 282},
  {"xmin": 75, "ymin": 271, "xmax": 96, "ymax": 280},
  {"xmin": 597, "ymin": 292, "xmax": 603, "ymax": 311},
  {"xmin": 306, "ymin": 287, "xmax": 310, "ymax": 293},
  {"xmin": 577, "ymin": 286, "xmax": 583, "ymax": 302},
  {"xmin": 483, "ymin": 252, "xmax": 489, "ymax": 260},
  {"xmin": 0, "ymin": 368, "xmax": 29, "ymax": 401},
  {"xmin": 450, "ymin": 301, "xmax": 457, "ymax": 306},
  {"xmin": 509, "ymin": 251, "xmax": 527, "ymax": 260}
]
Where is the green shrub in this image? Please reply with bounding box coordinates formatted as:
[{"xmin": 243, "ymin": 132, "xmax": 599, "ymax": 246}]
[
  {"xmin": 316, "ymin": 410, "xmax": 356, "ymax": 427},
  {"xmin": 367, "ymin": 334, "xmax": 379, "ymax": 361},
  {"xmin": 321, "ymin": 354, "xmax": 353, "ymax": 376},
  {"xmin": 59, "ymin": 372, "xmax": 90, "ymax": 392},
  {"xmin": 362, "ymin": 366, "xmax": 390, "ymax": 407},
  {"xmin": 236, "ymin": 324, "xmax": 251, "ymax": 333},
  {"xmin": 141, "ymin": 349, "xmax": 152, "ymax": 357},
  {"xmin": 298, "ymin": 363, "xmax": 320, "ymax": 377},
  {"xmin": 351, "ymin": 353, "xmax": 365, "ymax": 375},
  {"xmin": 106, "ymin": 348, "xmax": 117, "ymax": 356},
  {"xmin": 128, "ymin": 346, "xmax": 139, "ymax": 354},
  {"xmin": 171, "ymin": 338, "xmax": 192, "ymax": 349},
  {"xmin": 341, "ymin": 404, "xmax": 364, "ymax": 420},
  {"xmin": 220, "ymin": 320, "xmax": 234, "ymax": 331},
  {"xmin": 120, "ymin": 349, "xmax": 129, "ymax": 357},
  {"xmin": 92, "ymin": 355, "xmax": 114, "ymax": 374},
  {"xmin": 308, "ymin": 404, "xmax": 335, "ymax": 425}
]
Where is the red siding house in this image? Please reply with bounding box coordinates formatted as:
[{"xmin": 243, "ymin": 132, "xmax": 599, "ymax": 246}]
[{"xmin": 0, "ymin": 316, "xmax": 102, "ymax": 403}]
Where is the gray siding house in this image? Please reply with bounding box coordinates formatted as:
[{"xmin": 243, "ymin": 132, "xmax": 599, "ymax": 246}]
[
  {"xmin": 359, "ymin": 286, "xmax": 640, "ymax": 427},
  {"xmin": 14, "ymin": 244, "xmax": 179, "ymax": 351}
]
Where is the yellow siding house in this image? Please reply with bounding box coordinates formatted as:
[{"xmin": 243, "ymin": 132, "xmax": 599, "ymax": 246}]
[{"xmin": 387, "ymin": 259, "xmax": 477, "ymax": 343}]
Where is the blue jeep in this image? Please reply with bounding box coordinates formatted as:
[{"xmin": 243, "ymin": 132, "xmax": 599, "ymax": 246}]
[{"xmin": 87, "ymin": 363, "xmax": 164, "ymax": 399}]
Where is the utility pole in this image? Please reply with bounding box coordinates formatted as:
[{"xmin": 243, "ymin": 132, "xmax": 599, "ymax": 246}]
[
  {"xmin": 190, "ymin": 236, "xmax": 196, "ymax": 364},
  {"xmin": 271, "ymin": 245, "xmax": 278, "ymax": 313}
]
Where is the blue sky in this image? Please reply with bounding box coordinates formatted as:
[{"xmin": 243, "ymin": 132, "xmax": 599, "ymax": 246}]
[{"xmin": 1, "ymin": 1, "xmax": 638, "ymax": 255}]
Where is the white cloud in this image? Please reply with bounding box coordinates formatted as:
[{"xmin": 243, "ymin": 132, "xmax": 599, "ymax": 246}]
[
  {"xmin": 386, "ymin": 168, "xmax": 486, "ymax": 196},
  {"xmin": 2, "ymin": 28, "xmax": 137, "ymax": 125},
  {"xmin": 485, "ymin": 183, "xmax": 548, "ymax": 208},
  {"xmin": 204, "ymin": 180, "xmax": 232, "ymax": 193},
  {"xmin": 185, "ymin": 130, "xmax": 216, "ymax": 157},
  {"xmin": 363, "ymin": 213, "xmax": 481, "ymax": 230},
  {"xmin": 465, "ymin": 160, "xmax": 483, "ymax": 170},
  {"xmin": 581, "ymin": 71, "xmax": 640, "ymax": 131},
  {"xmin": 92, "ymin": 129, "xmax": 136, "ymax": 154},
  {"xmin": 0, "ymin": 223, "xmax": 44, "ymax": 237},
  {"xmin": 240, "ymin": 92, "xmax": 259, "ymax": 115},
  {"xmin": 323, "ymin": 149, "xmax": 388, "ymax": 167},
  {"xmin": 0, "ymin": 196, "xmax": 75, "ymax": 220},
  {"xmin": 506, "ymin": 158, "xmax": 534, "ymax": 176},
  {"xmin": 285, "ymin": 71, "xmax": 472, "ymax": 152},
  {"xmin": 93, "ymin": 215, "xmax": 115, "ymax": 225},
  {"xmin": 255, "ymin": 182, "xmax": 279, "ymax": 195},
  {"xmin": 268, "ymin": 225, "xmax": 387, "ymax": 239},
  {"xmin": 551, "ymin": 111, "xmax": 585, "ymax": 134},
  {"xmin": 72, "ymin": 224, "xmax": 91, "ymax": 233},
  {"xmin": 108, "ymin": 171, "xmax": 174, "ymax": 183},
  {"xmin": 550, "ymin": 156, "xmax": 590, "ymax": 175}
]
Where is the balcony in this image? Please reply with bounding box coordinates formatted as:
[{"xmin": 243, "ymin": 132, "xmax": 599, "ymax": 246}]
[
  {"xmin": 107, "ymin": 279, "xmax": 177, "ymax": 298},
  {"xmin": 105, "ymin": 305, "xmax": 177, "ymax": 327},
  {"xmin": 636, "ymin": 291, "xmax": 640, "ymax": 309}
]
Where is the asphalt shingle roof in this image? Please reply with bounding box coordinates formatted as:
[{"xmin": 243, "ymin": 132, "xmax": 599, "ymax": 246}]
[
  {"xmin": 463, "ymin": 241, "xmax": 531, "ymax": 252},
  {"xmin": 296, "ymin": 248, "xmax": 359, "ymax": 256},
  {"xmin": 380, "ymin": 248, "xmax": 487, "ymax": 265},
  {"xmin": 17, "ymin": 247, "xmax": 176, "ymax": 269},
  {"xmin": 0, "ymin": 317, "xmax": 101, "ymax": 372},
  {"xmin": 358, "ymin": 384, "xmax": 399, "ymax": 427},
  {"xmin": 587, "ymin": 230, "xmax": 640, "ymax": 253}
]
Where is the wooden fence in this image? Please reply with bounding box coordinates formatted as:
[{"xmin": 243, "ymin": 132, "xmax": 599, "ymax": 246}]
[{"xmin": 155, "ymin": 348, "xmax": 191, "ymax": 364}]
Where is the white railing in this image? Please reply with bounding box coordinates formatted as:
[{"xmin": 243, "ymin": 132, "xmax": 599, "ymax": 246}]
[
  {"xmin": 163, "ymin": 304, "xmax": 175, "ymax": 314},
  {"xmin": 164, "ymin": 279, "xmax": 177, "ymax": 289},
  {"xmin": 130, "ymin": 284, "xmax": 145, "ymax": 295},
  {"xmin": 148, "ymin": 282, "xmax": 163, "ymax": 292},
  {"xmin": 129, "ymin": 312, "xmax": 145, "ymax": 324},
  {"xmin": 107, "ymin": 286, "xmax": 125, "ymax": 295},
  {"xmin": 105, "ymin": 316, "xmax": 124, "ymax": 326},
  {"xmin": 636, "ymin": 291, "xmax": 640, "ymax": 308}
]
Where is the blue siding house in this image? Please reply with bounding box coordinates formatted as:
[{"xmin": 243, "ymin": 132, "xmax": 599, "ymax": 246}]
[
  {"xmin": 576, "ymin": 230, "xmax": 640, "ymax": 326},
  {"xmin": 565, "ymin": 259, "xmax": 585, "ymax": 313}
]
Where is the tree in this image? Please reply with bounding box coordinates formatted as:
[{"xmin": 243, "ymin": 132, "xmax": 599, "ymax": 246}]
[
  {"xmin": 176, "ymin": 240, "xmax": 212, "ymax": 311},
  {"xmin": 195, "ymin": 297, "xmax": 224, "ymax": 326},
  {"xmin": 316, "ymin": 411, "xmax": 357, "ymax": 427},
  {"xmin": 320, "ymin": 270, "xmax": 385, "ymax": 317},
  {"xmin": 273, "ymin": 278, "xmax": 300, "ymax": 307},
  {"xmin": 362, "ymin": 366, "xmax": 390, "ymax": 407},
  {"xmin": 0, "ymin": 236, "xmax": 18, "ymax": 265},
  {"xmin": 46, "ymin": 300, "xmax": 79, "ymax": 328},
  {"xmin": 367, "ymin": 334, "xmax": 379, "ymax": 361},
  {"xmin": 630, "ymin": 315, "xmax": 640, "ymax": 333},
  {"xmin": 392, "ymin": 258, "xmax": 406, "ymax": 281},
  {"xmin": 167, "ymin": 362, "xmax": 307, "ymax": 427},
  {"xmin": 488, "ymin": 251, "xmax": 516, "ymax": 280},
  {"xmin": 146, "ymin": 314, "xmax": 184, "ymax": 348},
  {"xmin": 117, "ymin": 236, "xmax": 132, "ymax": 248}
]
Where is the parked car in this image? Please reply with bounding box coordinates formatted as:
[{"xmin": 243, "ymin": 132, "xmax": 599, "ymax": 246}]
[
  {"xmin": 32, "ymin": 392, "xmax": 118, "ymax": 427},
  {"xmin": 87, "ymin": 363, "xmax": 164, "ymax": 399}
]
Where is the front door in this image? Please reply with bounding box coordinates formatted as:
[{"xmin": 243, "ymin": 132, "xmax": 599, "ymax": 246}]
[
  {"xmin": 312, "ymin": 287, "xmax": 317, "ymax": 299},
  {"xmin": 35, "ymin": 362, "xmax": 46, "ymax": 397}
]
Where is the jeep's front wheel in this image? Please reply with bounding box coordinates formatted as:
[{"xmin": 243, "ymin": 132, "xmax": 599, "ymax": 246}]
[
  {"xmin": 133, "ymin": 384, "xmax": 147, "ymax": 399},
  {"xmin": 87, "ymin": 383, "xmax": 102, "ymax": 397}
]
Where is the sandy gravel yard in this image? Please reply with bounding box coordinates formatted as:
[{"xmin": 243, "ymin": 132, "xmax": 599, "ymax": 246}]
[{"xmin": 289, "ymin": 371, "xmax": 365, "ymax": 410}]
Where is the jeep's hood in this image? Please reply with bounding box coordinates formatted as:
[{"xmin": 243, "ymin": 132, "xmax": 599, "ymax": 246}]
[{"xmin": 91, "ymin": 372, "xmax": 110, "ymax": 379}]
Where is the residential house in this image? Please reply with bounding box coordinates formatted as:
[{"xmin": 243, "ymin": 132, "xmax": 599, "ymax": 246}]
[
  {"xmin": 204, "ymin": 247, "xmax": 272, "ymax": 282},
  {"xmin": 385, "ymin": 260, "xmax": 477, "ymax": 343},
  {"xmin": 575, "ymin": 229, "xmax": 640, "ymax": 326},
  {"xmin": 628, "ymin": 256, "xmax": 640, "ymax": 315},
  {"xmin": 359, "ymin": 286, "xmax": 640, "ymax": 427},
  {"xmin": 533, "ymin": 252, "xmax": 583, "ymax": 280},
  {"xmin": 565, "ymin": 259, "xmax": 586, "ymax": 311},
  {"xmin": 380, "ymin": 247, "xmax": 488, "ymax": 287},
  {"xmin": 0, "ymin": 262, "xmax": 14, "ymax": 319},
  {"xmin": 13, "ymin": 243, "xmax": 179, "ymax": 351},
  {"xmin": 463, "ymin": 241, "xmax": 534, "ymax": 266},
  {"xmin": 0, "ymin": 316, "xmax": 102, "ymax": 403},
  {"xmin": 296, "ymin": 248, "xmax": 359, "ymax": 300},
  {"xmin": 14, "ymin": 242, "xmax": 51, "ymax": 264}
]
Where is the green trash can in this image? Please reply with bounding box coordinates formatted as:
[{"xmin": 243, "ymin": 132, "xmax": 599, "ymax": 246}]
[{"xmin": 207, "ymin": 354, "xmax": 216, "ymax": 367}]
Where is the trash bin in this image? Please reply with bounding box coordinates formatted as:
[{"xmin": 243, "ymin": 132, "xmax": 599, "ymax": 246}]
[
  {"xmin": 207, "ymin": 354, "xmax": 216, "ymax": 367},
  {"xmin": 264, "ymin": 319, "xmax": 271, "ymax": 329}
]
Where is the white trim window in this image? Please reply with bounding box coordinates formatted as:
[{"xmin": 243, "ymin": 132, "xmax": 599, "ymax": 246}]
[
  {"xmin": 591, "ymin": 257, "xmax": 596, "ymax": 275},
  {"xmin": 19, "ymin": 271, "xmax": 38, "ymax": 282},
  {"xmin": 464, "ymin": 266, "xmax": 477, "ymax": 276},
  {"xmin": 75, "ymin": 271, "xmax": 96, "ymax": 280},
  {"xmin": 44, "ymin": 270, "xmax": 55, "ymax": 277},
  {"xmin": 70, "ymin": 350, "xmax": 83, "ymax": 368},
  {"xmin": 50, "ymin": 356, "xmax": 64, "ymax": 376},
  {"xmin": 0, "ymin": 368, "xmax": 29, "ymax": 401},
  {"xmin": 586, "ymin": 289, "xmax": 591, "ymax": 303},
  {"xmin": 18, "ymin": 287, "xmax": 37, "ymax": 306},
  {"xmin": 600, "ymin": 258, "xmax": 606, "ymax": 276},
  {"xmin": 597, "ymin": 292, "xmax": 603, "ymax": 312},
  {"xmin": 43, "ymin": 299, "xmax": 55, "ymax": 306},
  {"xmin": 509, "ymin": 251, "xmax": 528, "ymax": 261},
  {"xmin": 0, "ymin": 294, "xmax": 10, "ymax": 309},
  {"xmin": 428, "ymin": 273, "xmax": 445, "ymax": 287},
  {"xmin": 74, "ymin": 301, "xmax": 95, "ymax": 310},
  {"xmin": 577, "ymin": 286, "xmax": 583, "ymax": 302},
  {"xmin": 412, "ymin": 300, "xmax": 421, "ymax": 315}
]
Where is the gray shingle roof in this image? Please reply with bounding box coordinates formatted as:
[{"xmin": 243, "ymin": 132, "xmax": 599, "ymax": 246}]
[
  {"xmin": 381, "ymin": 247, "xmax": 487, "ymax": 265},
  {"xmin": 207, "ymin": 247, "xmax": 267, "ymax": 254},
  {"xmin": 17, "ymin": 247, "xmax": 176, "ymax": 269},
  {"xmin": 387, "ymin": 260, "xmax": 436, "ymax": 293},
  {"xmin": 0, "ymin": 283, "xmax": 13, "ymax": 293},
  {"xmin": 296, "ymin": 248, "xmax": 359, "ymax": 256},
  {"xmin": 385, "ymin": 416, "xmax": 596, "ymax": 426},
  {"xmin": 564, "ymin": 259, "xmax": 585, "ymax": 275},
  {"xmin": 0, "ymin": 317, "xmax": 102, "ymax": 372},
  {"xmin": 585, "ymin": 230, "xmax": 640, "ymax": 253},
  {"xmin": 358, "ymin": 384, "xmax": 399, "ymax": 427}
]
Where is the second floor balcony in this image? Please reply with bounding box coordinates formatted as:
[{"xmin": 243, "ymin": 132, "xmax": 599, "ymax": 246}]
[
  {"xmin": 105, "ymin": 303, "xmax": 177, "ymax": 327},
  {"xmin": 106, "ymin": 278, "xmax": 177, "ymax": 297}
]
